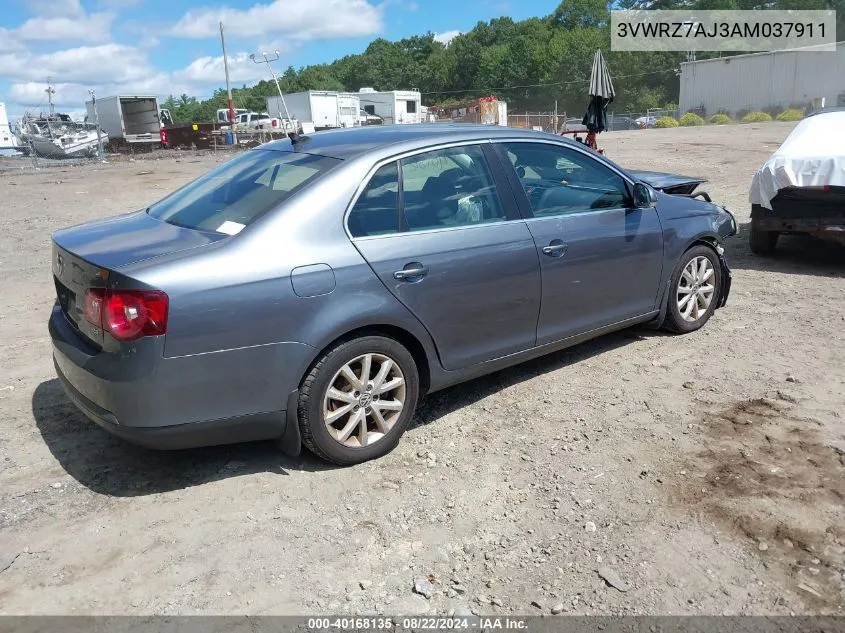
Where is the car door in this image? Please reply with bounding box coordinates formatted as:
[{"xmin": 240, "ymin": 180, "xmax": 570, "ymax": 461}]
[
  {"xmin": 347, "ymin": 142, "xmax": 542, "ymax": 371},
  {"xmin": 493, "ymin": 141, "xmax": 664, "ymax": 346}
]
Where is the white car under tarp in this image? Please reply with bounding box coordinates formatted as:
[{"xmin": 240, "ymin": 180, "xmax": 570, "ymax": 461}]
[{"xmin": 749, "ymin": 110, "xmax": 845, "ymax": 210}]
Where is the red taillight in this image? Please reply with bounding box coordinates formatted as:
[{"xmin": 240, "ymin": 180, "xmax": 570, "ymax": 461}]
[
  {"xmin": 84, "ymin": 288, "xmax": 104, "ymax": 327},
  {"xmin": 272, "ymin": 119, "xmax": 278, "ymax": 127},
  {"xmin": 84, "ymin": 288, "xmax": 168, "ymax": 341}
]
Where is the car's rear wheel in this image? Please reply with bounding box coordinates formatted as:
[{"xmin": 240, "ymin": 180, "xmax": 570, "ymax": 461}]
[
  {"xmin": 297, "ymin": 335, "xmax": 419, "ymax": 465},
  {"xmin": 663, "ymin": 245, "xmax": 722, "ymax": 334},
  {"xmin": 749, "ymin": 219, "xmax": 779, "ymax": 255}
]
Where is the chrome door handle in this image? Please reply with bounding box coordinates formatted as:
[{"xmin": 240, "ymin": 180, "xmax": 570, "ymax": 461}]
[
  {"xmin": 394, "ymin": 265, "xmax": 429, "ymax": 280},
  {"xmin": 542, "ymin": 241, "xmax": 568, "ymax": 257}
]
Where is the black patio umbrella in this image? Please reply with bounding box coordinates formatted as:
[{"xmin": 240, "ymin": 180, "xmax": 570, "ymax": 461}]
[{"xmin": 581, "ymin": 50, "xmax": 615, "ymax": 134}]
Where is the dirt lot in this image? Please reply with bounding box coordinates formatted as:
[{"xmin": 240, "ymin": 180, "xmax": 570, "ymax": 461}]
[{"xmin": 1, "ymin": 122, "xmax": 843, "ymax": 616}]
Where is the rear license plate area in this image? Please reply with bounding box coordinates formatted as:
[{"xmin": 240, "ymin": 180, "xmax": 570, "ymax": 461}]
[{"xmin": 54, "ymin": 277, "xmax": 77, "ymax": 326}]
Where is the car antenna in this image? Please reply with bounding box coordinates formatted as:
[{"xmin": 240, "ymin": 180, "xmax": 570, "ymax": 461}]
[
  {"xmin": 288, "ymin": 131, "xmax": 310, "ymax": 145},
  {"xmin": 250, "ymin": 50, "xmax": 305, "ymax": 146}
]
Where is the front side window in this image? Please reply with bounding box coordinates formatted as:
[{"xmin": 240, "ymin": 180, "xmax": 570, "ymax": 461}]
[
  {"xmin": 347, "ymin": 162, "xmax": 400, "ymax": 237},
  {"xmin": 502, "ymin": 142, "xmax": 630, "ymax": 217},
  {"xmin": 401, "ymin": 145, "xmax": 504, "ymax": 232},
  {"xmin": 147, "ymin": 150, "xmax": 340, "ymax": 234}
]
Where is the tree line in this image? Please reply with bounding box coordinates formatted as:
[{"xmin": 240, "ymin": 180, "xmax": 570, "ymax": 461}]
[{"xmin": 162, "ymin": 0, "xmax": 843, "ymax": 123}]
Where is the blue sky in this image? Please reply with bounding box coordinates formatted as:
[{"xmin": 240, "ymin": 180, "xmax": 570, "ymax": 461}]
[{"xmin": 0, "ymin": 0, "xmax": 556, "ymax": 119}]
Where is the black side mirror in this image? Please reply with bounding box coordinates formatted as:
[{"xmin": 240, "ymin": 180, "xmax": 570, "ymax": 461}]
[{"xmin": 632, "ymin": 182, "xmax": 656, "ymax": 208}]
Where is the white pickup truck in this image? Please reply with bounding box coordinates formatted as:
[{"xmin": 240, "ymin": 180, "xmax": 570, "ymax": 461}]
[{"xmin": 237, "ymin": 111, "xmax": 297, "ymax": 133}]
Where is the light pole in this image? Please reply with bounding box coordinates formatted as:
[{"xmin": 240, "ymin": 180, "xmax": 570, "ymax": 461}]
[
  {"xmin": 250, "ymin": 50, "xmax": 296, "ymax": 136},
  {"xmin": 88, "ymin": 88, "xmax": 104, "ymax": 160},
  {"xmin": 219, "ymin": 21, "xmax": 236, "ymax": 136}
]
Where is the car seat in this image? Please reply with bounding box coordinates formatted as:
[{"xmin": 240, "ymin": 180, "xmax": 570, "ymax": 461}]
[{"xmin": 413, "ymin": 175, "xmax": 458, "ymax": 229}]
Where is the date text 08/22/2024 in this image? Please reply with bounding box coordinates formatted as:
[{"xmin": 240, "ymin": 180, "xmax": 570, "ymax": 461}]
[{"xmin": 306, "ymin": 617, "xmax": 529, "ymax": 631}]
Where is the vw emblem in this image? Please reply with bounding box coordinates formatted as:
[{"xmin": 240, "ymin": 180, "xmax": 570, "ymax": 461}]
[{"xmin": 55, "ymin": 252, "xmax": 64, "ymax": 276}]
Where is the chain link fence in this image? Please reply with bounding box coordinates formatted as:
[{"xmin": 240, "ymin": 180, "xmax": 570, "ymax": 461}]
[
  {"xmin": 432, "ymin": 107, "xmax": 684, "ymax": 132},
  {"xmin": 2, "ymin": 107, "xmax": 692, "ymax": 174}
]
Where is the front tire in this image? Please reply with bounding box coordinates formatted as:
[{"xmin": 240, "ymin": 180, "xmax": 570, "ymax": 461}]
[
  {"xmin": 297, "ymin": 336, "xmax": 419, "ymax": 465},
  {"xmin": 663, "ymin": 245, "xmax": 722, "ymax": 334}
]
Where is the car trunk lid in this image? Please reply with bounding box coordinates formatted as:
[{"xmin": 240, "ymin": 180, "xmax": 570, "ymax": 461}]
[
  {"xmin": 52, "ymin": 242, "xmax": 110, "ymax": 347},
  {"xmin": 52, "ymin": 210, "xmax": 225, "ymax": 271},
  {"xmin": 51, "ymin": 210, "xmax": 225, "ymax": 348}
]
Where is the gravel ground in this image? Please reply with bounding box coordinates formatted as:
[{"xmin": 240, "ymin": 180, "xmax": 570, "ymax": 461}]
[{"xmin": 0, "ymin": 122, "xmax": 843, "ymax": 616}]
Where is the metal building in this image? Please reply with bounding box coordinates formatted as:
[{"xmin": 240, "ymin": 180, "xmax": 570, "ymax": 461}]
[{"xmin": 679, "ymin": 41, "xmax": 845, "ymax": 117}]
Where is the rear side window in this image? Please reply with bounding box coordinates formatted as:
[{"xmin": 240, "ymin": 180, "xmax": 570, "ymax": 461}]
[
  {"xmin": 147, "ymin": 150, "xmax": 340, "ymax": 234},
  {"xmin": 347, "ymin": 162, "xmax": 400, "ymax": 237},
  {"xmin": 401, "ymin": 145, "xmax": 504, "ymax": 232}
]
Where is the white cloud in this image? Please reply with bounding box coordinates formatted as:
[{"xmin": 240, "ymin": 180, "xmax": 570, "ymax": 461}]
[
  {"xmin": 5, "ymin": 44, "xmax": 280, "ymax": 114},
  {"xmin": 2, "ymin": 1, "xmax": 387, "ymax": 118},
  {"xmin": 172, "ymin": 52, "xmax": 269, "ymax": 86},
  {"xmin": 170, "ymin": 0, "xmax": 383, "ymax": 40},
  {"xmin": 97, "ymin": 0, "xmax": 143, "ymax": 7},
  {"xmin": 434, "ymin": 30, "xmax": 462, "ymax": 45},
  {"xmin": 138, "ymin": 34, "xmax": 161, "ymax": 48},
  {"xmin": 1, "ymin": 45, "xmax": 153, "ymax": 85},
  {"xmin": 0, "ymin": 28, "xmax": 25, "ymax": 53},
  {"xmin": 15, "ymin": 12, "xmax": 115, "ymax": 43},
  {"xmin": 26, "ymin": 0, "xmax": 83, "ymax": 17}
]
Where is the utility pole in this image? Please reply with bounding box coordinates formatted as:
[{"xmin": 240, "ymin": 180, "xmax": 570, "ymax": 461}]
[
  {"xmin": 88, "ymin": 88, "xmax": 104, "ymax": 160},
  {"xmin": 219, "ymin": 21, "xmax": 237, "ymax": 138},
  {"xmin": 45, "ymin": 82, "xmax": 55, "ymax": 116},
  {"xmin": 250, "ymin": 50, "xmax": 295, "ymax": 136},
  {"xmin": 45, "ymin": 79, "xmax": 56, "ymax": 139},
  {"xmin": 554, "ymin": 99, "xmax": 558, "ymax": 133}
]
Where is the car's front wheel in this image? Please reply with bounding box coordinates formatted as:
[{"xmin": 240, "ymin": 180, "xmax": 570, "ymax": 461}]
[
  {"xmin": 297, "ymin": 335, "xmax": 420, "ymax": 465},
  {"xmin": 663, "ymin": 245, "xmax": 722, "ymax": 334}
]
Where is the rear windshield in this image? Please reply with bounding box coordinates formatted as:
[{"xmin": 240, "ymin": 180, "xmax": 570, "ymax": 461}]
[{"xmin": 146, "ymin": 150, "xmax": 340, "ymax": 234}]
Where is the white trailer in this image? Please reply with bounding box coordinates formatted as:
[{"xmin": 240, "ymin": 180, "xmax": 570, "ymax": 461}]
[
  {"xmin": 0, "ymin": 102, "xmax": 19, "ymax": 151},
  {"xmin": 266, "ymin": 91, "xmax": 359, "ymax": 130},
  {"xmin": 337, "ymin": 93, "xmax": 361, "ymax": 128},
  {"xmin": 357, "ymin": 88, "xmax": 422, "ymax": 124},
  {"xmin": 497, "ymin": 101, "xmax": 508, "ymax": 126},
  {"xmin": 85, "ymin": 95, "xmax": 161, "ymax": 145}
]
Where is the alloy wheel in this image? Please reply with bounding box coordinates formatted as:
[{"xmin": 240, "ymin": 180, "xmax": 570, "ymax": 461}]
[
  {"xmin": 677, "ymin": 255, "xmax": 716, "ymax": 322},
  {"xmin": 323, "ymin": 353, "xmax": 406, "ymax": 448}
]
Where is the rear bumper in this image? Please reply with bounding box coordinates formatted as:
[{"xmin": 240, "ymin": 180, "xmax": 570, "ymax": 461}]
[
  {"xmin": 49, "ymin": 302, "xmax": 314, "ymax": 450},
  {"xmin": 54, "ymin": 357, "xmax": 286, "ymax": 450},
  {"xmin": 751, "ymin": 191, "xmax": 845, "ymax": 243}
]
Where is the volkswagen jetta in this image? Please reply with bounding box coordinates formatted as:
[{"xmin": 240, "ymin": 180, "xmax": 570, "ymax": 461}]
[{"xmin": 49, "ymin": 125, "xmax": 737, "ymax": 465}]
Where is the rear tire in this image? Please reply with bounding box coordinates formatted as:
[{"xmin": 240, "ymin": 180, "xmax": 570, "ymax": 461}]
[
  {"xmin": 297, "ymin": 335, "xmax": 419, "ymax": 466},
  {"xmin": 749, "ymin": 220, "xmax": 779, "ymax": 255},
  {"xmin": 663, "ymin": 245, "xmax": 722, "ymax": 334}
]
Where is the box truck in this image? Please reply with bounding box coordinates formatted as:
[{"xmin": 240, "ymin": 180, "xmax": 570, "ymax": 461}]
[
  {"xmin": 266, "ymin": 91, "xmax": 359, "ymax": 130},
  {"xmin": 357, "ymin": 88, "xmax": 422, "ymax": 124},
  {"xmin": 85, "ymin": 95, "xmax": 162, "ymax": 145}
]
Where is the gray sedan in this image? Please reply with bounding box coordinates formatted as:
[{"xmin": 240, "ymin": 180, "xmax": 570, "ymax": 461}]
[{"xmin": 49, "ymin": 125, "xmax": 737, "ymax": 465}]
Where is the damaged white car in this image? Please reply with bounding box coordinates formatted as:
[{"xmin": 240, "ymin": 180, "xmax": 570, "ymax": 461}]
[{"xmin": 748, "ymin": 108, "xmax": 845, "ymax": 254}]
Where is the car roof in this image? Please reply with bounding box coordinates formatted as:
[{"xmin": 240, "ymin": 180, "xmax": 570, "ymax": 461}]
[{"xmin": 258, "ymin": 123, "xmax": 576, "ymax": 160}]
